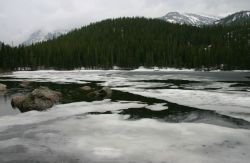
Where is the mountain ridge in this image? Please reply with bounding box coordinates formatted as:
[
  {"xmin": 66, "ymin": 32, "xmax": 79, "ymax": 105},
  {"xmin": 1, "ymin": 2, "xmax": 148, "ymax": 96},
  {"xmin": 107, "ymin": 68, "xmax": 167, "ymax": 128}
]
[
  {"xmin": 22, "ymin": 11, "xmax": 250, "ymax": 45},
  {"xmin": 215, "ymin": 11, "xmax": 250, "ymax": 25},
  {"xmin": 22, "ymin": 29, "xmax": 68, "ymax": 46},
  {"xmin": 159, "ymin": 12, "xmax": 219, "ymax": 26},
  {"xmin": 159, "ymin": 11, "xmax": 250, "ymax": 26}
]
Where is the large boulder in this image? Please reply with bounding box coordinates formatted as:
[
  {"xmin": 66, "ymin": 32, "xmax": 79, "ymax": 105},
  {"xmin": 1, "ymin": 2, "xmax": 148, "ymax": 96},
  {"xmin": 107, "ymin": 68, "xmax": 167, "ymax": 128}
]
[
  {"xmin": 11, "ymin": 86, "xmax": 61, "ymax": 112},
  {"xmin": 31, "ymin": 86, "xmax": 61, "ymax": 103},
  {"xmin": 87, "ymin": 87, "xmax": 112, "ymax": 100},
  {"xmin": 0, "ymin": 83, "xmax": 7, "ymax": 91},
  {"xmin": 11, "ymin": 96, "xmax": 26, "ymax": 109}
]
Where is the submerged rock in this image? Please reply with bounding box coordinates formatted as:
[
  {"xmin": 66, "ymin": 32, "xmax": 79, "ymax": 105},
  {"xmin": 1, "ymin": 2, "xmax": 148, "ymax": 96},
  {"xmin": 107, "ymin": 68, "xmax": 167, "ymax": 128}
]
[
  {"xmin": 0, "ymin": 83, "xmax": 7, "ymax": 91},
  {"xmin": 80, "ymin": 86, "xmax": 92, "ymax": 92},
  {"xmin": 20, "ymin": 81, "xmax": 32, "ymax": 88},
  {"xmin": 87, "ymin": 87, "xmax": 112, "ymax": 100},
  {"xmin": 11, "ymin": 86, "xmax": 61, "ymax": 112},
  {"xmin": 101, "ymin": 87, "xmax": 112, "ymax": 98}
]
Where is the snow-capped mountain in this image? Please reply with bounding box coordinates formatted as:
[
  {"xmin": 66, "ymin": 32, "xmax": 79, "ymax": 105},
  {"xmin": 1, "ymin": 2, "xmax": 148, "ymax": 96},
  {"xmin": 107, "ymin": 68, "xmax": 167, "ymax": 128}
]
[
  {"xmin": 159, "ymin": 12, "xmax": 219, "ymax": 26},
  {"xmin": 215, "ymin": 11, "xmax": 250, "ymax": 25},
  {"xmin": 22, "ymin": 29, "xmax": 68, "ymax": 45}
]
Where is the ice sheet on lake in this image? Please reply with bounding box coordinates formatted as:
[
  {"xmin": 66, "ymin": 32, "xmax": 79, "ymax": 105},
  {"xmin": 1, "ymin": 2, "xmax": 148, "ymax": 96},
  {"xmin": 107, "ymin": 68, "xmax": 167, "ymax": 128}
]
[
  {"xmin": 1, "ymin": 70, "xmax": 250, "ymax": 162},
  {"xmin": 0, "ymin": 70, "xmax": 212, "ymax": 84},
  {"xmin": 2, "ymin": 70, "xmax": 250, "ymax": 121},
  {"xmin": 0, "ymin": 100, "xmax": 146, "ymax": 131},
  {"xmin": 0, "ymin": 101, "xmax": 250, "ymax": 163},
  {"xmin": 3, "ymin": 70, "xmax": 249, "ymax": 85}
]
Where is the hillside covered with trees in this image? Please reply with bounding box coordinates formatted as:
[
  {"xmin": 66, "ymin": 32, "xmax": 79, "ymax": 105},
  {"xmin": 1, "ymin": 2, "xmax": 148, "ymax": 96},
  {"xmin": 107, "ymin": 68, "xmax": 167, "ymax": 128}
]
[{"xmin": 0, "ymin": 17, "xmax": 249, "ymax": 70}]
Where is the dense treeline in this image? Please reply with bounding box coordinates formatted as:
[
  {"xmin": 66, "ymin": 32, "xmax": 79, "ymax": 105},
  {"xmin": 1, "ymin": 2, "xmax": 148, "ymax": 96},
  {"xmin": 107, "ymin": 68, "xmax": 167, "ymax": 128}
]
[{"xmin": 0, "ymin": 17, "xmax": 250, "ymax": 70}]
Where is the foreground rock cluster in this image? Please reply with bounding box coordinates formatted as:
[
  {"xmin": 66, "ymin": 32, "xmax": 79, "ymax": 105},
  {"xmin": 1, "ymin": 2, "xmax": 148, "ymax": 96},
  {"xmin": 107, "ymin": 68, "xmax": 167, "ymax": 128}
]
[
  {"xmin": 11, "ymin": 86, "xmax": 61, "ymax": 112},
  {"xmin": 10, "ymin": 84, "xmax": 113, "ymax": 113}
]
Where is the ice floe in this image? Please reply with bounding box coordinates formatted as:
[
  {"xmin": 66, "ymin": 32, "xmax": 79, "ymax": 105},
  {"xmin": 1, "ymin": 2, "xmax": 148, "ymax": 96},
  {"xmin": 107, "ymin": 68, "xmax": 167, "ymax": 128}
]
[
  {"xmin": 145, "ymin": 103, "xmax": 168, "ymax": 111},
  {"xmin": 115, "ymin": 87, "xmax": 250, "ymax": 121}
]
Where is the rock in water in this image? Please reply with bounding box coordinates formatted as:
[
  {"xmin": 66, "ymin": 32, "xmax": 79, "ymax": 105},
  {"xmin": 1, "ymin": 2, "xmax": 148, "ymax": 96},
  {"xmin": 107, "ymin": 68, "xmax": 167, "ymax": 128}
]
[
  {"xmin": 20, "ymin": 81, "xmax": 32, "ymax": 88},
  {"xmin": 11, "ymin": 86, "xmax": 61, "ymax": 112},
  {"xmin": 31, "ymin": 86, "xmax": 61, "ymax": 103},
  {"xmin": 21, "ymin": 94, "xmax": 54, "ymax": 112},
  {"xmin": 80, "ymin": 86, "xmax": 92, "ymax": 92},
  {"xmin": 11, "ymin": 96, "xmax": 26, "ymax": 109},
  {"xmin": 101, "ymin": 87, "xmax": 112, "ymax": 98},
  {"xmin": 0, "ymin": 83, "xmax": 7, "ymax": 91},
  {"xmin": 87, "ymin": 87, "xmax": 112, "ymax": 100}
]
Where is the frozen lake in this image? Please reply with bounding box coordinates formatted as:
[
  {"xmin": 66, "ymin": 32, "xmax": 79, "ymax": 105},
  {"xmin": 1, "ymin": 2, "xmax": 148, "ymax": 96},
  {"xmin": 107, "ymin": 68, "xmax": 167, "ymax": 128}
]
[{"xmin": 0, "ymin": 70, "xmax": 250, "ymax": 163}]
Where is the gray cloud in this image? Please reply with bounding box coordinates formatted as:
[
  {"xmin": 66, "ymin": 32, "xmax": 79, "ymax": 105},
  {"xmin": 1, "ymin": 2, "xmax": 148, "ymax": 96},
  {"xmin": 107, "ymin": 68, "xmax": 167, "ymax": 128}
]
[{"xmin": 0, "ymin": 0, "xmax": 249, "ymax": 45}]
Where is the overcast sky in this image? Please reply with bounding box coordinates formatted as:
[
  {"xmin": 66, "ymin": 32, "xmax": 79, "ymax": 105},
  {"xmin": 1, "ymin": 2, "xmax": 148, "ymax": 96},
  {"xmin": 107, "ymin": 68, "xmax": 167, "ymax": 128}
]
[{"xmin": 0, "ymin": 0, "xmax": 249, "ymax": 45}]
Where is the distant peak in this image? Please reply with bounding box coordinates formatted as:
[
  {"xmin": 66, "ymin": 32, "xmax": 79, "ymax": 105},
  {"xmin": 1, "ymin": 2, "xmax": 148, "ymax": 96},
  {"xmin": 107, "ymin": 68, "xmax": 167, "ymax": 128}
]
[
  {"xmin": 215, "ymin": 10, "xmax": 250, "ymax": 25},
  {"xmin": 160, "ymin": 12, "xmax": 219, "ymax": 26},
  {"xmin": 22, "ymin": 29, "xmax": 69, "ymax": 46}
]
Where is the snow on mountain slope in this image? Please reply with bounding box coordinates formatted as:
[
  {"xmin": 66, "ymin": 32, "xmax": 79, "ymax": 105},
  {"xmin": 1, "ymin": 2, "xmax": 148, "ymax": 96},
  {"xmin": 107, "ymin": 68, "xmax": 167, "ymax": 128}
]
[
  {"xmin": 215, "ymin": 11, "xmax": 250, "ymax": 25},
  {"xmin": 22, "ymin": 29, "xmax": 68, "ymax": 46},
  {"xmin": 159, "ymin": 12, "xmax": 219, "ymax": 26}
]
